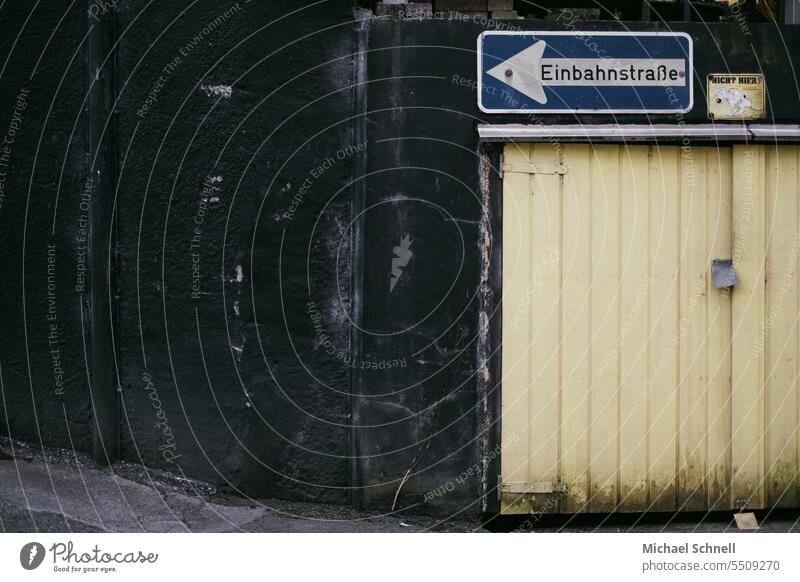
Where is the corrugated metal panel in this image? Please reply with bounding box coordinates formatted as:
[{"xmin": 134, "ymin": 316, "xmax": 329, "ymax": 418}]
[
  {"xmin": 500, "ymin": 143, "xmax": 800, "ymax": 514},
  {"xmin": 731, "ymin": 145, "xmax": 766, "ymax": 510},
  {"xmin": 762, "ymin": 146, "xmax": 800, "ymax": 508}
]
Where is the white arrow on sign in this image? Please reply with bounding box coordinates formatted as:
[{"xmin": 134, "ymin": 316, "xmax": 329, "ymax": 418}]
[
  {"xmin": 488, "ymin": 41, "xmax": 548, "ymax": 104},
  {"xmin": 487, "ymin": 40, "xmax": 686, "ymax": 105}
]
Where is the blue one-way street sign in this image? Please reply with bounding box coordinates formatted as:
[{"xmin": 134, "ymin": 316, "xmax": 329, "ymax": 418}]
[{"xmin": 478, "ymin": 31, "xmax": 693, "ymax": 114}]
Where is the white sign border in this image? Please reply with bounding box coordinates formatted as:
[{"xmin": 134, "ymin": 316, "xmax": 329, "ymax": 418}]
[{"xmin": 477, "ymin": 30, "xmax": 694, "ymax": 115}]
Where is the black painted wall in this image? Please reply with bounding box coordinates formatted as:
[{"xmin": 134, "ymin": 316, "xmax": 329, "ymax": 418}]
[
  {"xmin": 0, "ymin": 0, "xmax": 359, "ymax": 505},
  {"xmin": 0, "ymin": 3, "xmax": 92, "ymax": 453},
  {"xmin": 2, "ymin": 2, "xmax": 800, "ymax": 516},
  {"xmin": 114, "ymin": 0, "xmax": 357, "ymax": 502}
]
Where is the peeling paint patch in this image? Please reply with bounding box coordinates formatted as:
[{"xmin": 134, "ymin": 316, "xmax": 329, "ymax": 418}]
[
  {"xmin": 226, "ymin": 263, "xmax": 246, "ymax": 361},
  {"xmin": 476, "ymin": 147, "xmax": 494, "ymax": 513},
  {"xmin": 200, "ymin": 84, "xmax": 232, "ymax": 98},
  {"xmin": 230, "ymin": 338, "xmax": 246, "ymax": 362}
]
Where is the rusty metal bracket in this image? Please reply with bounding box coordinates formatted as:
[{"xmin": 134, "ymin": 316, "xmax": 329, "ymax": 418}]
[{"xmin": 501, "ymin": 162, "xmax": 569, "ymax": 175}]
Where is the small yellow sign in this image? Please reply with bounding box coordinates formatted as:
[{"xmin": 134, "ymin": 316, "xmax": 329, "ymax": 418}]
[{"xmin": 707, "ymin": 74, "xmax": 765, "ymax": 120}]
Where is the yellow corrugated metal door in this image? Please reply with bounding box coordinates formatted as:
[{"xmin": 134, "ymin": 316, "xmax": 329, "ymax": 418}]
[
  {"xmin": 500, "ymin": 142, "xmax": 800, "ymax": 515},
  {"xmin": 731, "ymin": 145, "xmax": 800, "ymax": 511}
]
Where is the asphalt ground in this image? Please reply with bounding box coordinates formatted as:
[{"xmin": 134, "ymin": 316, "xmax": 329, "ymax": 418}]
[{"xmin": 2, "ymin": 438, "xmax": 798, "ymax": 533}]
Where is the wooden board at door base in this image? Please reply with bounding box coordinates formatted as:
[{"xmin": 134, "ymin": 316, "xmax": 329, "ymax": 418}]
[{"xmin": 499, "ymin": 143, "xmax": 800, "ymax": 514}]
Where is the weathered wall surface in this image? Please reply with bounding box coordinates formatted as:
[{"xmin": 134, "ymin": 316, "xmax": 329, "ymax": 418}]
[
  {"xmin": 114, "ymin": 0, "xmax": 357, "ymax": 502},
  {"xmin": 0, "ymin": 0, "xmax": 359, "ymax": 504},
  {"xmin": 353, "ymin": 20, "xmax": 488, "ymax": 512},
  {"xmin": 3, "ymin": 1, "xmax": 800, "ymax": 517},
  {"xmin": 0, "ymin": 3, "xmax": 92, "ymax": 452}
]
